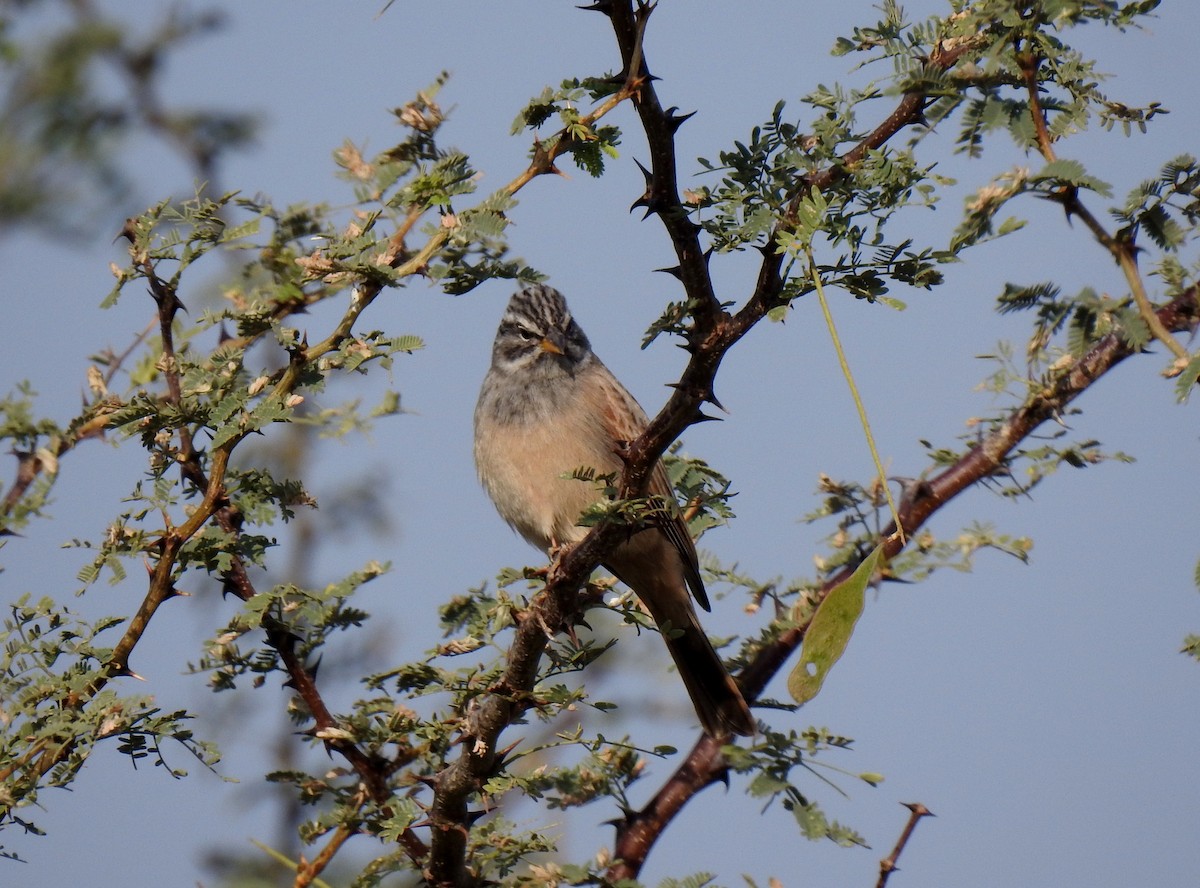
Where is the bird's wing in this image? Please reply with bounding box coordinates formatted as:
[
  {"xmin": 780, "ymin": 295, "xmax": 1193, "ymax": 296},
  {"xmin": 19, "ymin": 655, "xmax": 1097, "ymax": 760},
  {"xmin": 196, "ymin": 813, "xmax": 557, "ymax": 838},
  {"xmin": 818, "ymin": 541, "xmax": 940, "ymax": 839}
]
[{"xmin": 592, "ymin": 361, "xmax": 711, "ymax": 612}]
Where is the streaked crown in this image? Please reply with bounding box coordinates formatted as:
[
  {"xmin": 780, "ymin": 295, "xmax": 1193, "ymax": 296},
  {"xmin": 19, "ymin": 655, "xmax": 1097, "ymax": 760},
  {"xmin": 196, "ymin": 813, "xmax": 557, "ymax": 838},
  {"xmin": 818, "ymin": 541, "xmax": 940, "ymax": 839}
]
[{"xmin": 490, "ymin": 284, "xmax": 592, "ymax": 371}]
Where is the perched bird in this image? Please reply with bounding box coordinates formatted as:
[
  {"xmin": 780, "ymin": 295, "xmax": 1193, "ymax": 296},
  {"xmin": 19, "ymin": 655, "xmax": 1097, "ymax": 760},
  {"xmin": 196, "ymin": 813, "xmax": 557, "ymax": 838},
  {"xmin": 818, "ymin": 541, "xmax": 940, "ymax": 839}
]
[{"xmin": 473, "ymin": 283, "xmax": 755, "ymax": 737}]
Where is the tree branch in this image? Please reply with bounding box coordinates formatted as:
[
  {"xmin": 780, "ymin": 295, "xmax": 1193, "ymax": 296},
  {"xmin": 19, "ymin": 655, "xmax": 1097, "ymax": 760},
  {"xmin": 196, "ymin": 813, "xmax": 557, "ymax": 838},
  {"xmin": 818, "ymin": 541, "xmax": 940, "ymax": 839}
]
[
  {"xmin": 877, "ymin": 802, "xmax": 934, "ymax": 888},
  {"xmin": 295, "ymin": 817, "xmax": 357, "ymax": 888},
  {"xmin": 608, "ymin": 0, "xmax": 722, "ymax": 320},
  {"xmin": 606, "ymin": 284, "xmax": 1198, "ymax": 882},
  {"xmin": 1020, "ymin": 46, "xmax": 1189, "ymax": 364},
  {"xmin": 435, "ymin": 4, "xmax": 970, "ymax": 881},
  {"xmin": 4, "ymin": 57, "xmax": 647, "ymax": 868}
]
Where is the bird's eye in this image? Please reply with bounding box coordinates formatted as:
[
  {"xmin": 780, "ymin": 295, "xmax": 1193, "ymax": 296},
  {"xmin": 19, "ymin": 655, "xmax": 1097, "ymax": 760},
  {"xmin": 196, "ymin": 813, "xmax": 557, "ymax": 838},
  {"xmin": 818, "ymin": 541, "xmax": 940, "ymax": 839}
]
[{"xmin": 515, "ymin": 327, "xmax": 540, "ymax": 342}]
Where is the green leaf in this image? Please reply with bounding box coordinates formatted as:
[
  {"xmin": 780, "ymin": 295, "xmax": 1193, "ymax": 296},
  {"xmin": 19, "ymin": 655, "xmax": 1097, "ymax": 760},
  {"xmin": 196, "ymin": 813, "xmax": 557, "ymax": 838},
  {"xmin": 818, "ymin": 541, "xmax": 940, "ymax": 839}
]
[
  {"xmin": 1171, "ymin": 353, "xmax": 1200, "ymax": 403},
  {"xmin": 1182, "ymin": 634, "xmax": 1200, "ymax": 663},
  {"xmin": 996, "ymin": 216, "xmax": 1027, "ymax": 237},
  {"xmin": 1033, "ymin": 158, "xmax": 1112, "ymax": 198},
  {"xmin": 787, "ymin": 544, "xmax": 881, "ymax": 704}
]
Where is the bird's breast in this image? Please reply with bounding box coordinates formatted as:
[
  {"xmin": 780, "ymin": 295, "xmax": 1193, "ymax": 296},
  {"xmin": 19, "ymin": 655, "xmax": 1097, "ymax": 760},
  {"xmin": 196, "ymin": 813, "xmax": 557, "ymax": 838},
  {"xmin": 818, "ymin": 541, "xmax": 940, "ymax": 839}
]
[{"xmin": 475, "ymin": 395, "xmax": 621, "ymax": 552}]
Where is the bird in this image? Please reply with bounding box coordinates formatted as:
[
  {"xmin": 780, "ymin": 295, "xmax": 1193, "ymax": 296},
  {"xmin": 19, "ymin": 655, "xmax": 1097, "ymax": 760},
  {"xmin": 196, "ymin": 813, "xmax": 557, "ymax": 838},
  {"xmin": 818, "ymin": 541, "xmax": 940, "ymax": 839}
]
[{"xmin": 473, "ymin": 283, "xmax": 755, "ymax": 738}]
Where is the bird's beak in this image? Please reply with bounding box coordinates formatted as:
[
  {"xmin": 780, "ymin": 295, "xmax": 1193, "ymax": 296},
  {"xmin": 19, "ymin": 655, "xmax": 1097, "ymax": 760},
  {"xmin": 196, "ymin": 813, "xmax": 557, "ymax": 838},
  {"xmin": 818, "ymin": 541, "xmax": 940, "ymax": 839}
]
[{"xmin": 538, "ymin": 335, "xmax": 565, "ymax": 356}]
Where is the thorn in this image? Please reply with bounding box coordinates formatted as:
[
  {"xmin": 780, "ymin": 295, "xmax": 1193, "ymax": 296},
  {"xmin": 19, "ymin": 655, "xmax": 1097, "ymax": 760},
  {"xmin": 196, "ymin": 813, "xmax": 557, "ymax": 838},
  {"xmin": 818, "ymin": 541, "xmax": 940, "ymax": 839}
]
[
  {"xmin": 269, "ymin": 629, "xmax": 302, "ymax": 658},
  {"xmin": 622, "ymin": 70, "xmax": 662, "ymax": 90},
  {"xmin": 218, "ymin": 322, "xmax": 233, "ymax": 344},
  {"xmin": 605, "ymin": 808, "xmax": 638, "ymax": 830},
  {"xmin": 712, "ymin": 760, "xmax": 731, "ymax": 787},
  {"xmin": 653, "ymin": 264, "xmax": 683, "ymax": 280},
  {"xmin": 465, "ymin": 809, "xmax": 488, "ymax": 825},
  {"xmin": 632, "ymin": 156, "xmax": 653, "ymax": 186},
  {"xmin": 629, "ymin": 160, "xmax": 654, "ymax": 212},
  {"xmin": 903, "ymin": 801, "xmax": 935, "ymax": 817},
  {"xmin": 496, "ymin": 738, "xmax": 523, "ymax": 760},
  {"xmin": 693, "ymin": 411, "xmax": 724, "ymax": 424},
  {"xmin": 703, "ymin": 389, "xmax": 728, "ymax": 412},
  {"xmin": 665, "ymin": 379, "xmax": 719, "ymax": 405},
  {"xmin": 576, "ymin": 0, "xmax": 614, "ymax": 13},
  {"xmin": 110, "ymin": 661, "xmax": 146, "ymax": 681},
  {"xmin": 664, "ymin": 107, "xmax": 697, "ymax": 133},
  {"xmin": 632, "ymin": 197, "xmax": 667, "ymax": 220},
  {"xmin": 117, "ymin": 218, "xmax": 138, "ymax": 243}
]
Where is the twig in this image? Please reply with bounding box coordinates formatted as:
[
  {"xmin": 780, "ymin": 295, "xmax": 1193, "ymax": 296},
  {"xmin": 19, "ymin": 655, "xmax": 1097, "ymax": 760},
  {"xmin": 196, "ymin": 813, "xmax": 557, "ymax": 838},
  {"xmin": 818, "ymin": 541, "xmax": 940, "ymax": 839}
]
[
  {"xmin": 607, "ymin": 0, "xmax": 722, "ymax": 320},
  {"xmin": 100, "ymin": 319, "xmax": 156, "ymax": 388},
  {"xmin": 1018, "ymin": 49, "xmax": 1057, "ymax": 162},
  {"xmin": 1021, "ymin": 46, "xmax": 1188, "ymax": 363},
  {"xmin": 877, "ymin": 802, "xmax": 934, "ymax": 888},
  {"xmin": 295, "ymin": 821, "xmax": 355, "ymax": 888},
  {"xmin": 610, "ymin": 733, "xmax": 728, "ymax": 874},
  {"xmin": 741, "ymin": 29, "xmax": 986, "ymax": 328},
  {"xmin": 0, "ymin": 250, "xmax": 429, "ymax": 867}
]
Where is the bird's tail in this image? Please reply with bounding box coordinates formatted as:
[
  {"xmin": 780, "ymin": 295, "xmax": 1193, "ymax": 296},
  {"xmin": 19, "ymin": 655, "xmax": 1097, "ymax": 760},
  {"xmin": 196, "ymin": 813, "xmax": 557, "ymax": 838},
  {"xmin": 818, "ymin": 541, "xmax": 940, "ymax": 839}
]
[
  {"xmin": 606, "ymin": 535, "xmax": 756, "ymax": 737},
  {"xmin": 657, "ymin": 612, "xmax": 757, "ymax": 738}
]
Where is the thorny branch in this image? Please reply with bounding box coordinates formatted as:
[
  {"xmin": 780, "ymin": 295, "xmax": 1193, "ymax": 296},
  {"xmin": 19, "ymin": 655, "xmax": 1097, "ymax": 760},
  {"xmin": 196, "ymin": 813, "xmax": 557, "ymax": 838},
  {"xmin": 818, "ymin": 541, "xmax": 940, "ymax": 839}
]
[
  {"xmin": 419, "ymin": 3, "xmax": 1008, "ymax": 882},
  {"xmin": 295, "ymin": 816, "xmax": 357, "ymax": 888},
  {"xmin": 0, "ymin": 315, "xmax": 145, "ymax": 527},
  {"xmin": 605, "ymin": 283, "xmax": 1197, "ymax": 881},
  {"xmin": 877, "ymin": 803, "xmax": 935, "ymax": 888},
  {"xmin": 422, "ymin": 18, "xmax": 654, "ymax": 888},
  {"xmin": 5, "ymin": 3, "xmax": 1195, "ymax": 884},
  {"xmin": 1019, "ymin": 45, "xmax": 1189, "ymax": 365},
  {"xmin": 1, "ymin": 30, "xmax": 648, "ymax": 874},
  {"xmin": 594, "ymin": 5, "xmax": 1200, "ymax": 882}
]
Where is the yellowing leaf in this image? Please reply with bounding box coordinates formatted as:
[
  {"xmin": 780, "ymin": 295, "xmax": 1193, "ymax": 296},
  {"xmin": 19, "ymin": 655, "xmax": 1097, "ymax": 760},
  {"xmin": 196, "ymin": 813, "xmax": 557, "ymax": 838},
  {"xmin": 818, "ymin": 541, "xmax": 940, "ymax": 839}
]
[{"xmin": 787, "ymin": 544, "xmax": 882, "ymax": 705}]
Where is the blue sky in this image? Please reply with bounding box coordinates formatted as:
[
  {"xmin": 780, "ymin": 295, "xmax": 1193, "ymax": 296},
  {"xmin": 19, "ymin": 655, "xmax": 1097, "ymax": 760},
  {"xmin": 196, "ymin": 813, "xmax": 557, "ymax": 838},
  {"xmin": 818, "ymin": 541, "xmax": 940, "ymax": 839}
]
[{"xmin": 2, "ymin": 2, "xmax": 1198, "ymax": 886}]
